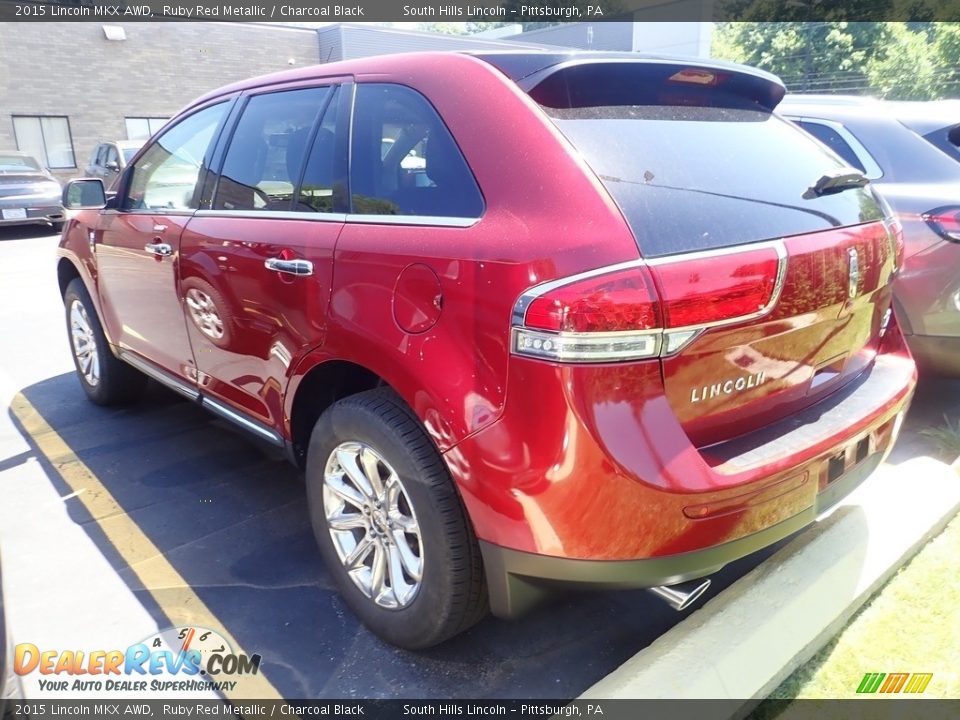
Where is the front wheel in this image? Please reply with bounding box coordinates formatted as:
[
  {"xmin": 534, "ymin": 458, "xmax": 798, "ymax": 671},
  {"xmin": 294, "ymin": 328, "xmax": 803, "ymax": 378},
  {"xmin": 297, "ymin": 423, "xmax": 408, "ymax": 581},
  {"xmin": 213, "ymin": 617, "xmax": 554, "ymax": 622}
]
[
  {"xmin": 305, "ymin": 389, "xmax": 487, "ymax": 649},
  {"xmin": 64, "ymin": 278, "xmax": 146, "ymax": 406}
]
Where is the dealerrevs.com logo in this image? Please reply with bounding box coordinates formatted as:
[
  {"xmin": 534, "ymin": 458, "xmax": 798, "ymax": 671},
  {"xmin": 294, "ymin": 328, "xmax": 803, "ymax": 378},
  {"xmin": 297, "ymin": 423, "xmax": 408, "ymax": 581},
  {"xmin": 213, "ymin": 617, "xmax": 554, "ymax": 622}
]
[{"xmin": 15, "ymin": 626, "xmax": 261, "ymax": 694}]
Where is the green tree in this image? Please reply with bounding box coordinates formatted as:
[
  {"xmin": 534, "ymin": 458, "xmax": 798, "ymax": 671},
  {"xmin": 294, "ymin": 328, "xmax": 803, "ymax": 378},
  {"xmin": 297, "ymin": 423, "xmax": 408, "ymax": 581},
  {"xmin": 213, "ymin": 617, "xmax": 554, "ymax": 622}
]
[
  {"xmin": 864, "ymin": 23, "xmax": 941, "ymax": 99},
  {"xmin": 713, "ymin": 22, "xmax": 874, "ymax": 92}
]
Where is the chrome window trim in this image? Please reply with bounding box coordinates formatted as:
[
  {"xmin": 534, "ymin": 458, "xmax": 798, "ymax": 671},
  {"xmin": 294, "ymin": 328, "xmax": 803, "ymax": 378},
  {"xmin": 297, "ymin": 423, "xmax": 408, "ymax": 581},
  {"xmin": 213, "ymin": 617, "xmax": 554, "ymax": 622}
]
[
  {"xmin": 195, "ymin": 209, "xmax": 347, "ymax": 222},
  {"xmin": 192, "ymin": 210, "xmax": 479, "ymax": 227},
  {"xmin": 511, "ymin": 239, "xmax": 789, "ymax": 359},
  {"xmin": 346, "ymin": 214, "xmax": 479, "ymax": 228}
]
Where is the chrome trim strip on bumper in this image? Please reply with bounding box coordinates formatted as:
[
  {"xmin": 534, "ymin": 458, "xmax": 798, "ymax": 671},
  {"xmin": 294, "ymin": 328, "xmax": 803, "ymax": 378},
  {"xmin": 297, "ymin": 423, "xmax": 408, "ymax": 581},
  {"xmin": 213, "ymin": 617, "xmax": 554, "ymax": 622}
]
[
  {"xmin": 117, "ymin": 350, "xmax": 199, "ymax": 401},
  {"xmin": 116, "ymin": 350, "xmax": 283, "ymax": 447},
  {"xmin": 201, "ymin": 397, "xmax": 284, "ymax": 447}
]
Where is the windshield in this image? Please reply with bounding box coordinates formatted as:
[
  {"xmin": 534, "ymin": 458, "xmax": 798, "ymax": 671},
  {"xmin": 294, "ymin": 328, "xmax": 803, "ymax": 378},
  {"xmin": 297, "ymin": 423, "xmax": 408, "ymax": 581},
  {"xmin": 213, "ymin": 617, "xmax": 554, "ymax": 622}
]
[
  {"xmin": 0, "ymin": 154, "xmax": 41, "ymax": 172},
  {"xmin": 122, "ymin": 147, "xmax": 139, "ymax": 163},
  {"xmin": 547, "ymin": 105, "xmax": 884, "ymax": 257}
]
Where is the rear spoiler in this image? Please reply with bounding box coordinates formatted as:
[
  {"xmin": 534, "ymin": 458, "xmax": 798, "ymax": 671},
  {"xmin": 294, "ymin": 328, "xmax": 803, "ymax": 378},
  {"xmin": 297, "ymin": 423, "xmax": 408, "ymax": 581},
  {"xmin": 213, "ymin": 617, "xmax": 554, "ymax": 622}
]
[{"xmin": 517, "ymin": 58, "xmax": 786, "ymax": 112}]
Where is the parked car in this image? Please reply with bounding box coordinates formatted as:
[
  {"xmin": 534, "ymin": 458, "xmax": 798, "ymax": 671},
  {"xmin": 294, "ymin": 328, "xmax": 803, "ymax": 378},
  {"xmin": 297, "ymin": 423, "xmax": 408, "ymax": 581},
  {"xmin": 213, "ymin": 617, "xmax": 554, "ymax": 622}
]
[
  {"xmin": 0, "ymin": 151, "xmax": 64, "ymax": 232},
  {"xmin": 781, "ymin": 95, "xmax": 960, "ymax": 376},
  {"xmin": 56, "ymin": 52, "xmax": 916, "ymax": 649},
  {"xmin": 85, "ymin": 140, "xmax": 144, "ymax": 185}
]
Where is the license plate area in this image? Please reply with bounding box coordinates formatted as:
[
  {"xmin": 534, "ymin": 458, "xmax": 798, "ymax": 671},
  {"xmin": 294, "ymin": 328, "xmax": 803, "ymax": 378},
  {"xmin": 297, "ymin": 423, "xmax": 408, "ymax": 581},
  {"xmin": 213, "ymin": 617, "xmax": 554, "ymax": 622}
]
[
  {"xmin": 2, "ymin": 208, "xmax": 27, "ymax": 220},
  {"xmin": 822, "ymin": 436, "xmax": 872, "ymax": 489}
]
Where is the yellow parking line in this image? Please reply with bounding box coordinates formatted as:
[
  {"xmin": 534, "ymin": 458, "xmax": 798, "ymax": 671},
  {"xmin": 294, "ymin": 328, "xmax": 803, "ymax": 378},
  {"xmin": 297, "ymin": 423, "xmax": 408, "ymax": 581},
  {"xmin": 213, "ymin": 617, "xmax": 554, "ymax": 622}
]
[{"xmin": 10, "ymin": 392, "xmax": 284, "ymax": 702}]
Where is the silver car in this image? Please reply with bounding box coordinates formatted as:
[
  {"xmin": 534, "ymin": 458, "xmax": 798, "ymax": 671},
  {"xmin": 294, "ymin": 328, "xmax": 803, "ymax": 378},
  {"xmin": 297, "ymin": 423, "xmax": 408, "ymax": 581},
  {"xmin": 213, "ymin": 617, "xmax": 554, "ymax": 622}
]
[{"xmin": 0, "ymin": 151, "xmax": 64, "ymax": 232}]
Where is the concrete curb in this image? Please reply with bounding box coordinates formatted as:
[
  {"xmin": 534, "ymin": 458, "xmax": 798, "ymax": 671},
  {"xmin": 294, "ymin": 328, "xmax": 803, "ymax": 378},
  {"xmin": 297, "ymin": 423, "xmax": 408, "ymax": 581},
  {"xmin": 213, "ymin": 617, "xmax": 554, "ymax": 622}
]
[{"xmin": 580, "ymin": 456, "xmax": 960, "ymax": 711}]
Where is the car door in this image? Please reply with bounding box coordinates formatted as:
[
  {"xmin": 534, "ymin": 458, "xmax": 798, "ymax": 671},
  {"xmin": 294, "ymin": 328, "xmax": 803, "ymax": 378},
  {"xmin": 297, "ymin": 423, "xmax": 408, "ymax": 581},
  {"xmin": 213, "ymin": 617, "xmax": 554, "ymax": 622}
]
[
  {"xmin": 179, "ymin": 83, "xmax": 348, "ymax": 433},
  {"xmin": 103, "ymin": 144, "xmax": 121, "ymax": 181},
  {"xmin": 87, "ymin": 144, "xmax": 105, "ymax": 178},
  {"xmin": 94, "ymin": 100, "xmax": 232, "ymax": 382}
]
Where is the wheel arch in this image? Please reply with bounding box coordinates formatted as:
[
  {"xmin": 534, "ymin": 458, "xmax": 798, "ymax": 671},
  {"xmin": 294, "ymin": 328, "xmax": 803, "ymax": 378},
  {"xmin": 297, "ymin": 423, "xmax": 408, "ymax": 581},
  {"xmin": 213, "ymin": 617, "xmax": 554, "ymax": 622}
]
[
  {"xmin": 287, "ymin": 358, "xmax": 390, "ymax": 468},
  {"xmin": 57, "ymin": 256, "xmax": 83, "ymax": 298}
]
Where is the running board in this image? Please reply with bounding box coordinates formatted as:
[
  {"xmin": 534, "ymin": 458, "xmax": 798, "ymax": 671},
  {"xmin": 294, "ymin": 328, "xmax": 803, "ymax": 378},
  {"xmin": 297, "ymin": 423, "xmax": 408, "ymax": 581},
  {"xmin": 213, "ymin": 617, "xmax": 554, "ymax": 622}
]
[{"xmin": 116, "ymin": 350, "xmax": 284, "ymax": 447}]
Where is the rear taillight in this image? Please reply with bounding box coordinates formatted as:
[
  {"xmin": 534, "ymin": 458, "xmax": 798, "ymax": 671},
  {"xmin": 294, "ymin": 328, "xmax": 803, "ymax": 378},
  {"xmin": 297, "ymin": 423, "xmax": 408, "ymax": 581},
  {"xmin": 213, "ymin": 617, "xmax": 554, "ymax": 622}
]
[
  {"xmin": 649, "ymin": 247, "xmax": 782, "ymax": 329},
  {"xmin": 514, "ymin": 265, "xmax": 662, "ymax": 362},
  {"xmin": 512, "ymin": 242, "xmax": 786, "ymax": 363},
  {"xmin": 922, "ymin": 206, "xmax": 960, "ymax": 243}
]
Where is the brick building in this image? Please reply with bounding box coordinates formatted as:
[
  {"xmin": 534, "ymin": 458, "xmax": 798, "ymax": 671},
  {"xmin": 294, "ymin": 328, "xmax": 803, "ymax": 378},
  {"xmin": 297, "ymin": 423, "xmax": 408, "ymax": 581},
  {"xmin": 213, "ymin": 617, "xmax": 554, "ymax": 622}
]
[{"xmin": 0, "ymin": 21, "xmax": 709, "ymax": 182}]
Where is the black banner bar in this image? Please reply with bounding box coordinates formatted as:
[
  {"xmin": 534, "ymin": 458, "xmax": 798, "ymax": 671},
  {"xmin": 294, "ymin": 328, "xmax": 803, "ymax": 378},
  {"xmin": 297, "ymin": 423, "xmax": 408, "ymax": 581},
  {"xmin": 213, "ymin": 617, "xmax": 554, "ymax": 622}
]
[
  {"xmin": 4, "ymin": 699, "xmax": 960, "ymax": 720},
  {"xmin": 2, "ymin": 0, "xmax": 960, "ymax": 23}
]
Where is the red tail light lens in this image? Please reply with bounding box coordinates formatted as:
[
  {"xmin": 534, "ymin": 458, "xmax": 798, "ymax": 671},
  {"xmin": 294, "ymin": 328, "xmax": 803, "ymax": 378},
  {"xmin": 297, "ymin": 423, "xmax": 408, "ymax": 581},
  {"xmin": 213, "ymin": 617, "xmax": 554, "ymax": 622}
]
[
  {"xmin": 650, "ymin": 247, "xmax": 782, "ymax": 329},
  {"xmin": 524, "ymin": 266, "xmax": 660, "ymax": 333},
  {"xmin": 923, "ymin": 206, "xmax": 960, "ymax": 243},
  {"xmin": 513, "ymin": 243, "xmax": 785, "ymax": 364}
]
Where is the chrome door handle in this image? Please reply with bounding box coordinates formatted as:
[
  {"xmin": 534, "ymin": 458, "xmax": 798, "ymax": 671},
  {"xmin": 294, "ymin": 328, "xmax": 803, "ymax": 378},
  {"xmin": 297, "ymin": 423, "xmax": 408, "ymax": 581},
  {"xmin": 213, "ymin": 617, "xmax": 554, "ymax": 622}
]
[
  {"xmin": 145, "ymin": 242, "xmax": 173, "ymax": 257},
  {"xmin": 264, "ymin": 258, "xmax": 313, "ymax": 276},
  {"xmin": 153, "ymin": 224, "xmax": 168, "ymax": 233}
]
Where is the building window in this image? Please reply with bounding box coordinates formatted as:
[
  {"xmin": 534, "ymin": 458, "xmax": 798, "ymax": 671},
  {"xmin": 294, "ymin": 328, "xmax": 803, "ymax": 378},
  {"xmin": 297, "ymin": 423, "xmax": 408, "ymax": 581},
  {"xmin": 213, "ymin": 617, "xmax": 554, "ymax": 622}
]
[
  {"xmin": 12, "ymin": 115, "xmax": 76, "ymax": 169},
  {"xmin": 125, "ymin": 117, "xmax": 169, "ymax": 140}
]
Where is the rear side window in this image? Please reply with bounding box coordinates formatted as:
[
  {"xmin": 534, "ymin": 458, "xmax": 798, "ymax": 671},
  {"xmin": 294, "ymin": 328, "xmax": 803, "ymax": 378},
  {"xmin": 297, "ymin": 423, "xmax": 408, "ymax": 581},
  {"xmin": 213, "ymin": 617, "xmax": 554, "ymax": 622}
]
[
  {"xmin": 349, "ymin": 84, "xmax": 483, "ymax": 218},
  {"xmin": 215, "ymin": 87, "xmax": 331, "ymax": 212},
  {"xmin": 795, "ymin": 121, "xmax": 867, "ymax": 174},
  {"xmin": 546, "ymin": 104, "xmax": 884, "ymax": 258}
]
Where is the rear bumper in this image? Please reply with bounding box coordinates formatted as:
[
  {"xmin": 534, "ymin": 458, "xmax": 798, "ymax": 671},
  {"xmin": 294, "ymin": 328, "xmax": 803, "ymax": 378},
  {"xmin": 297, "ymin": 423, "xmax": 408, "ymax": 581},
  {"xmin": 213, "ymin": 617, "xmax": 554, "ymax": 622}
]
[
  {"xmin": 0, "ymin": 204, "xmax": 63, "ymax": 227},
  {"xmin": 450, "ymin": 328, "xmax": 915, "ymax": 617},
  {"xmin": 482, "ymin": 450, "xmax": 884, "ymax": 618}
]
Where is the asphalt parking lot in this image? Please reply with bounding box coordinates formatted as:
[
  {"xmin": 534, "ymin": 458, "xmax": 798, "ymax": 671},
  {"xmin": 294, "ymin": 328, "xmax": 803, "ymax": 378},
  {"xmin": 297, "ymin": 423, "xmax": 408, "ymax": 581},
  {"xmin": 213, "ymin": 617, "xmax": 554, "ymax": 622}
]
[{"xmin": 0, "ymin": 226, "xmax": 955, "ymax": 700}]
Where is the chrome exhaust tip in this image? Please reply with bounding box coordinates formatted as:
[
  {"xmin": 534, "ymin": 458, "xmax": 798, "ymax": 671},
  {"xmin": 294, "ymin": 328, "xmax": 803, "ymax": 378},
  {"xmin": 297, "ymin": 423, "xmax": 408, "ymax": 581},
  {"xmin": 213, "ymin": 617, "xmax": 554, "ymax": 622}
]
[{"xmin": 648, "ymin": 578, "xmax": 712, "ymax": 611}]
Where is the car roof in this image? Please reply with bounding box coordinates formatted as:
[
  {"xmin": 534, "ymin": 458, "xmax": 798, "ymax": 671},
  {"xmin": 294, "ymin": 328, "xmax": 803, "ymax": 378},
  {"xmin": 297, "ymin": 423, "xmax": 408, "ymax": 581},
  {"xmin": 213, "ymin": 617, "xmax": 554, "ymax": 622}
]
[
  {"xmin": 782, "ymin": 94, "xmax": 960, "ymax": 131},
  {"xmin": 186, "ymin": 50, "xmax": 784, "ymax": 113},
  {"xmin": 0, "ymin": 150, "xmax": 38, "ymax": 158}
]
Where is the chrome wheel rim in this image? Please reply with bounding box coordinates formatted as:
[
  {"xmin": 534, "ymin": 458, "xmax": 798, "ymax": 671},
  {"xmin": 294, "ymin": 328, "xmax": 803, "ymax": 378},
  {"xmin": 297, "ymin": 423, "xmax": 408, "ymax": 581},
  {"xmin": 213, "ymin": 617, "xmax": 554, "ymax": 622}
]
[
  {"xmin": 69, "ymin": 300, "xmax": 99, "ymax": 387},
  {"xmin": 323, "ymin": 441, "xmax": 423, "ymax": 609},
  {"xmin": 185, "ymin": 288, "xmax": 224, "ymax": 340}
]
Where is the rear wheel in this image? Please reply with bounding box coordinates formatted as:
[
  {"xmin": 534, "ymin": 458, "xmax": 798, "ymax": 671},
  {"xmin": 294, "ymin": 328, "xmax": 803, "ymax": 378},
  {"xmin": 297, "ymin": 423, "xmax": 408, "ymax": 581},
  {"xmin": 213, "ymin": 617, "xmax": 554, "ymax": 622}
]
[
  {"xmin": 64, "ymin": 278, "xmax": 146, "ymax": 406},
  {"xmin": 305, "ymin": 388, "xmax": 487, "ymax": 648}
]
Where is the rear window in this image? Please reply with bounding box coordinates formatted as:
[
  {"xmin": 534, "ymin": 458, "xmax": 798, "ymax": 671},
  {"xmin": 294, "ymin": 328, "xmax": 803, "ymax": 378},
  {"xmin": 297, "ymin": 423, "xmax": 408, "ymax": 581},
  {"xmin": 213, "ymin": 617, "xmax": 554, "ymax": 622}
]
[
  {"xmin": 920, "ymin": 123, "xmax": 960, "ymax": 164},
  {"xmin": 0, "ymin": 154, "xmax": 40, "ymax": 172},
  {"xmin": 545, "ymin": 104, "xmax": 884, "ymax": 258}
]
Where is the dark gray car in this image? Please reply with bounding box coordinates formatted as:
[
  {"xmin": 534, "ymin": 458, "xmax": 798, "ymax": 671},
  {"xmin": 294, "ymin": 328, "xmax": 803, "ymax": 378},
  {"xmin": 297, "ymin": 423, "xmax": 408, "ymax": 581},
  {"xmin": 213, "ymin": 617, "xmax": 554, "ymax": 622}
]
[
  {"xmin": 85, "ymin": 140, "xmax": 143, "ymax": 185},
  {"xmin": 782, "ymin": 96, "xmax": 960, "ymax": 376},
  {"xmin": 0, "ymin": 151, "xmax": 64, "ymax": 232}
]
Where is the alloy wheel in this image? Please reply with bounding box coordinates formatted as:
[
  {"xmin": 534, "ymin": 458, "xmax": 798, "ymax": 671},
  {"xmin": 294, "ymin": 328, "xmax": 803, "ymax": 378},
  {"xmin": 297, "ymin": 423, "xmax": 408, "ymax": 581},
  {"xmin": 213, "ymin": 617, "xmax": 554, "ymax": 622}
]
[
  {"xmin": 322, "ymin": 441, "xmax": 423, "ymax": 609},
  {"xmin": 69, "ymin": 300, "xmax": 100, "ymax": 387}
]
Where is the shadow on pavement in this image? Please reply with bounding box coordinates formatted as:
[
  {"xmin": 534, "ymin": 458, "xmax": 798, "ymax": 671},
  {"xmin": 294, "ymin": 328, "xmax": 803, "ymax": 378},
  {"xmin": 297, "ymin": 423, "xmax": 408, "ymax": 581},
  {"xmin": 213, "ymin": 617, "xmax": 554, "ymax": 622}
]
[{"xmin": 8, "ymin": 373, "xmax": 790, "ymax": 699}]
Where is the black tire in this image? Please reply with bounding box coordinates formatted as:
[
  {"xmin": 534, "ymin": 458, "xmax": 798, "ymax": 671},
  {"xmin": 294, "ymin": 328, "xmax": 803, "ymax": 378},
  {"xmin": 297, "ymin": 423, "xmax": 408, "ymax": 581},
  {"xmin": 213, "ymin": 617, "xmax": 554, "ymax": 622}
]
[
  {"xmin": 306, "ymin": 388, "xmax": 487, "ymax": 649},
  {"xmin": 63, "ymin": 278, "xmax": 146, "ymax": 406}
]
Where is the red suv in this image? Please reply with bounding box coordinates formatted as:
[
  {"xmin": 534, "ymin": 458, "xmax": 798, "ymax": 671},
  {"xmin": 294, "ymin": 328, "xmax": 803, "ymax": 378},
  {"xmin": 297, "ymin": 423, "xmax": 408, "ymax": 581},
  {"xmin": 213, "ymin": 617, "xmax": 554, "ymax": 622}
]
[{"xmin": 57, "ymin": 52, "xmax": 916, "ymax": 649}]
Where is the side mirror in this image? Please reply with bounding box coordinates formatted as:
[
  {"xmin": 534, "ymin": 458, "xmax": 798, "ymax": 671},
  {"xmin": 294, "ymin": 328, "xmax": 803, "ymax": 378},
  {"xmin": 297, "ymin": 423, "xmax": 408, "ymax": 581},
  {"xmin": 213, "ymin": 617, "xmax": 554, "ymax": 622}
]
[
  {"xmin": 63, "ymin": 178, "xmax": 106, "ymax": 209},
  {"xmin": 105, "ymin": 160, "xmax": 119, "ymax": 172}
]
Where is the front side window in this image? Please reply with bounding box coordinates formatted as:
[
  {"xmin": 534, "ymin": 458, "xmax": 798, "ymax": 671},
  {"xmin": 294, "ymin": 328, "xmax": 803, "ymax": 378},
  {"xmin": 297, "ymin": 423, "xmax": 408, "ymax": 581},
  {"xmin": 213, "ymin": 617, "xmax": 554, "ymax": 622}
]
[
  {"xmin": 13, "ymin": 115, "xmax": 76, "ymax": 169},
  {"xmin": 123, "ymin": 102, "xmax": 228, "ymax": 212},
  {"xmin": 349, "ymin": 84, "xmax": 483, "ymax": 218},
  {"xmin": 214, "ymin": 87, "xmax": 331, "ymax": 212}
]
